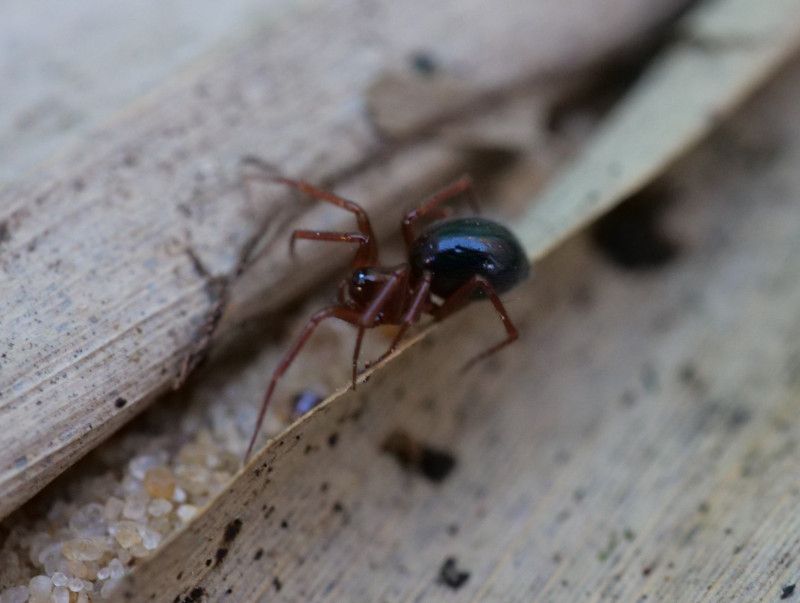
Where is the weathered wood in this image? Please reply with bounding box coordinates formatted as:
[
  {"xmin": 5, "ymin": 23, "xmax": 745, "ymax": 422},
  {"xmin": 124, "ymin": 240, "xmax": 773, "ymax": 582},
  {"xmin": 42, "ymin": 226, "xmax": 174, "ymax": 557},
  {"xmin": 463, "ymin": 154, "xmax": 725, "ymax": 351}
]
[{"xmin": 0, "ymin": 0, "xmax": 691, "ymax": 520}]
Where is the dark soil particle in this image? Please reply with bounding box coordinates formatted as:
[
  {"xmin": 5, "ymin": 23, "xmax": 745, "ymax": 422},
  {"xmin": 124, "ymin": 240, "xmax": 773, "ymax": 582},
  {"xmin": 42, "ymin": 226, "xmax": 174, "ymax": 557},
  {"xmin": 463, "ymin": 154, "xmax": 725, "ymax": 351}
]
[
  {"xmin": 181, "ymin": 586, "xmax": 205, "ymax": 603},
  {"xmin": 419, "ymin": 448, "xmax": 457, "ymax": 482},
  {"xmin": 437, "ymin": 557, "xmax": 470, "ymax": 590}
]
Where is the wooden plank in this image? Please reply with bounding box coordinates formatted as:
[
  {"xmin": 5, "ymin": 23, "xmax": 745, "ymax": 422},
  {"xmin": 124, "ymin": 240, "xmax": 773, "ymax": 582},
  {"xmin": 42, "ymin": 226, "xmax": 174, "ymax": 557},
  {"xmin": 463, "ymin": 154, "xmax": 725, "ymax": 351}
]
[{"xmin": 0, "ymin": 0, "xmax": 689, "ymax": 519}]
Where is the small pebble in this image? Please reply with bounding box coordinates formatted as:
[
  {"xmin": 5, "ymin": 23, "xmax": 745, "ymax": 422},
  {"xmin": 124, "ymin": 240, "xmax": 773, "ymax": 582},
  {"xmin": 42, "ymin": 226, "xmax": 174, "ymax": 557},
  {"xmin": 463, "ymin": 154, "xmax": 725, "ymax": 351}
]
[
  {"xmin": 82, "ymin": 562, "xmax": 100, "ymax": 581},
  {"xmin": 147, "ymin": 498, "xmax": 172, "ymax": 517},
  {"xmin": 62, "ymin": 537, "xmax": 105, "ymax": 562},
  {"xmin": 28, "ymin": 576, "xmax": 51, "ymax": 599},
  {"xmin": 51, "ymin": 572, "xmax": 68, "ymax": 587},
  {"xmin": 0, "ymin": 585, "xmax": 29, "ymax": 603},
  {"xmin": 176, "ymin": 505, "xmax": 198, "ymax": 523},
  {"xmin": 110, "ymin": 521, "xmax": 142, "ymax": 549},
  {"xmin": 122, "ymin": 492, "xmax": 149, "ymax": 520},
  {"xmin": 68, "ymin": 577, "xmax": 84, "ymax": 593},
  {"xmin": 52, "ymin": 586, "xmax": 70, "ymax": 603},
  {"xmin": 172, "ymin": 486, "xmax": 187, "ymax": 503},
  {"xmin": 130, "ymin": 544, "xmax": 150, "ymax": 559},
  {"xmin": 108, "ymin": 559, "xmax": 124, "ymax": 581},
  {"xmin": 144, "ymin": 466, "xmax": 176, "ymax": 499},
  {"xmin": 175, "ymin": 465, "xmax": 211, "ymax": 496},
  {"xmin": 65, "ymin": 560, "xmax": 89, "ymax": 579},
  {"xmin": 38, "ymin": 542, "xmax": 63, "ymax": 575},
  {"xmin": 129, "ymin": 455, "xmax": 161, "ymax": 480},
  {"xmin": 138, "ymin": 525, "xmax": 161, "ymax": 550}
]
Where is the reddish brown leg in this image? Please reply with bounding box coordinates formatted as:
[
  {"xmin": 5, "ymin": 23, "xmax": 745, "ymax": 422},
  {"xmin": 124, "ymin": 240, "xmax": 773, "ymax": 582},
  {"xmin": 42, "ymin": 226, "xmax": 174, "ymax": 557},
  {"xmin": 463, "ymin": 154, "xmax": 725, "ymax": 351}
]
[
  {"xmin": 433, "ymin": 275, "xmax": 519, "ymax": 371},
  {"xmin": 244, "ymin": 305, "xmax": 362, "ymax": 462},
  {"xmin": 402, "ymin": 175, "xmax": 479, "ymax": 251},
  {"xmin": 352, "ymin": 327, "xmax": 366, "ymax": 389},
  {"xmin": 264, "ymin": 175, "xmax": 379, "ymax": 267},
  {"xmin": 289, "ymin": 230, "xmax": 369, "ymax": 259},
  {"xmin": 376, "ymin": 272, "xmax": 432, "ymax": 364},
  {"xmin": 349, "ymin": 268, "xmax": 409, "ymax": 387}
]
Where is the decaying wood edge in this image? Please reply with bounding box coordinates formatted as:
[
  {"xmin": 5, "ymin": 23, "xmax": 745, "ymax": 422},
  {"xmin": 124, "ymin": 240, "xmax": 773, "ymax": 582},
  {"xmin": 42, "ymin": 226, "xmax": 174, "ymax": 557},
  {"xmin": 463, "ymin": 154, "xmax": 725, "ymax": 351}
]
[
  {"xmin": 110, "ymin": 0, "xmax": 800, "ymax": 600},
  {"xmin": 0, "ymin": 0, "xmax": 693, "ymax": 520}
]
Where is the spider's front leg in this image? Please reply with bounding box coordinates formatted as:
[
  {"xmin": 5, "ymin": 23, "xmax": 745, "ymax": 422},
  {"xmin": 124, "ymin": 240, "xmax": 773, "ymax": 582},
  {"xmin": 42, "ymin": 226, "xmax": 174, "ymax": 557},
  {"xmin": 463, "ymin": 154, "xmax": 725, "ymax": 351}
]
[
  {"xmin": 244, "ymin": 305, "xmax": 361, "ymax": 462},
  {"xmin": 375, "ymin": 272, "xmax": 432, "ymax": 366},
  {"xmin": 350, "ymin": 267, "xmax": 410, "ymax": 387}
]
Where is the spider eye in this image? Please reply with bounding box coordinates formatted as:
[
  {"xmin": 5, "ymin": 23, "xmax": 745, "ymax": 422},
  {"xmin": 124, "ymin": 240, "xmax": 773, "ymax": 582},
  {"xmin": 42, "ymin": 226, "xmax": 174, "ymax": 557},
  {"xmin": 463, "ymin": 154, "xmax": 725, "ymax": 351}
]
[{"xmin": 352, "ymin": 269, "xmax": 369, "ymax": 289}]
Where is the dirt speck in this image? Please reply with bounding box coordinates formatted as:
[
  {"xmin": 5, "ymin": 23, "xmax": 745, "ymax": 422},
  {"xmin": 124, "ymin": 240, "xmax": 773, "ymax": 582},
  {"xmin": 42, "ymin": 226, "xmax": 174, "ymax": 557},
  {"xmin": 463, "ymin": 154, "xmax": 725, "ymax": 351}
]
[
  {"xmin": 182, "ymin": 586, "xmax": 205, "ymax": 603},
  {"xmin": 437, "ymin": 557, "xmax": 470, "ymax": 590}
]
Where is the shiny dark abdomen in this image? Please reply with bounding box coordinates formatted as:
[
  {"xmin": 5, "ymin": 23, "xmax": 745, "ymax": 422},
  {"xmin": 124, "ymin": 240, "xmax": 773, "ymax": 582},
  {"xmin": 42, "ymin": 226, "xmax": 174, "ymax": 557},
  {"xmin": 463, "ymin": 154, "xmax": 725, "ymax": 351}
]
[{"xmin": 409, "ymin": 217, "xmax": 530, "ymax": 299}]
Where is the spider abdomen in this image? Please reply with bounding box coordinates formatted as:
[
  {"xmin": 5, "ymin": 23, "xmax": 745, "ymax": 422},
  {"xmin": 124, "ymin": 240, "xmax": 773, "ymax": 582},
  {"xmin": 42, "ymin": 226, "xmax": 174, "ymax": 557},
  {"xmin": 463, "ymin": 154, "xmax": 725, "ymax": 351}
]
[{"xmin": 409, "ymin": 217, "xmax": 530, "ymax": 299}]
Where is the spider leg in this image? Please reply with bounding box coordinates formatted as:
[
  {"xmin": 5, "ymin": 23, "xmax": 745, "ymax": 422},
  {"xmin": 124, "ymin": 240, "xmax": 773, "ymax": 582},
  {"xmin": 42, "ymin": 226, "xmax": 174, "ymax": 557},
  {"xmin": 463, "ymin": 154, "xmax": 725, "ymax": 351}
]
[
  {"xmin": 349, "ymin": 268, "xmax": 409, "ymax": 388},
  {"xmin": 376, "ymin": 272, "xmax": 432, "ymax": 364},
  {"xmin": 289, "ymin": 230, "xmax": 368, "ymax": 259},
  {"xmin": 275, "ymin": 179, "xmax": 378, "ymax": 267},
  {"xmin": 242, "ymin": 161, "xmax": 379, "ymax": 267},
  {"xmin": 402, "ymin": 175, "xmax": 480, "ymax": 251},
  {"xmin": 244, "ymin": 305, "xmax": 362, "ymax": 463},
  {"xmin": 433, "ymin": 275, "xmax": 519, "ymax": 371}
]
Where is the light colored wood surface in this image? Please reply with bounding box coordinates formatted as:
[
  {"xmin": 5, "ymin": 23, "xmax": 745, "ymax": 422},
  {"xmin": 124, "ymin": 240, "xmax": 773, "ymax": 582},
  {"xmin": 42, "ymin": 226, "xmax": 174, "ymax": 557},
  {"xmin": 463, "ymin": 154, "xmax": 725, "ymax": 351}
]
[
  {"xmin": 115, "ymin": 52, "xmax": 800, "ymax": 601},
  {"xmin": 0, "ymin": 0, "xmax": 286, "ymax": 185},
  {"xmin": 0, "ymin": 0, "xmax": 688, "ymax": 520}
]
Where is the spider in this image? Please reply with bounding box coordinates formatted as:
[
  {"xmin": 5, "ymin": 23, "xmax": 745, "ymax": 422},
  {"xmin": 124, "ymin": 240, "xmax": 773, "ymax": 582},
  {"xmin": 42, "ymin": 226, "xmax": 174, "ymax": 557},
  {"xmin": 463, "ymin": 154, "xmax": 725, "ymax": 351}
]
[{"xmin": 244, "ymin": 174, "xmax": 530, "ymax": 461}]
